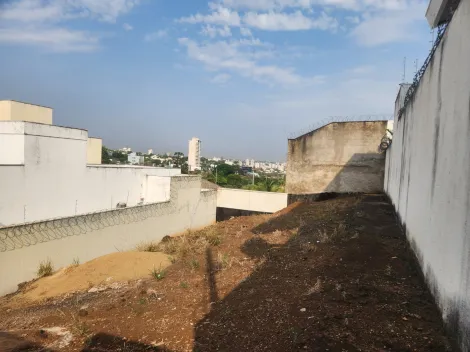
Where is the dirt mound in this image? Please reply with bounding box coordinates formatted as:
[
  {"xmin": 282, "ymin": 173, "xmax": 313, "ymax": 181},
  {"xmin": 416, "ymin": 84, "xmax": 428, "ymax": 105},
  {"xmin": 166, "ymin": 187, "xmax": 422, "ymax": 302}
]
[{"xmin": 19, "ymin": 252, "xmax": 170, "ymax": 302}]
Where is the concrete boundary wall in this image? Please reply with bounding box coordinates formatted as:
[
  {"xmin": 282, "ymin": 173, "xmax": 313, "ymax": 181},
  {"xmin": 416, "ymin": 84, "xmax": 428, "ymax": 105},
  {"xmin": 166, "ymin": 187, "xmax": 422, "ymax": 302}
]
[
  {"xmin": 216, "ymin": 188, "xmax": 288, "ymax": 213},
  {"xmin": 0, "ymin": 176, "xmax": 217, "ymax": 296},
  {"xmin": 384, "ymin": 1, "xmax": 470, "ymax": 349}
]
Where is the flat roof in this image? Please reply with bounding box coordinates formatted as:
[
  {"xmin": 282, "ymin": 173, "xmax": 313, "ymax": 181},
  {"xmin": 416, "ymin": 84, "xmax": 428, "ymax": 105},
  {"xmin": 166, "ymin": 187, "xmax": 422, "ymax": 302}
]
[{"xmin": 0, "ymin": 99, "xmax": 53, "ymax": 110}]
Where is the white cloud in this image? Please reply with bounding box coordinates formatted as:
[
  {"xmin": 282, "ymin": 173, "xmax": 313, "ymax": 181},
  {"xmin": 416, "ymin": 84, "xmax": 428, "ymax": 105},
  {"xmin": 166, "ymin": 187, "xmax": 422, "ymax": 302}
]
[
  {"xmin": 178, "ymin": 37, "xmax": 323, "ymax": 86},
  {"xmin": 219, "ymin": 0, "xmax": 411, "ymax": 11},
  {"xmin": 351, "ymin": 1, "xmax": 426, "ymax": 46},
  {"xmin": 211, "ymin": 73, "xmax": 232, "ymax": 84},
  {"xmin": 201, "ymin": 24, "xmax": 232, "ymax": 38},
  {"xmin": 178, "ymin": 5, "xmax": 241, "ymax": 26},
  {"xmin": 144, "ymin": 30, "xmax": 168, "ymax": 42},
  {"xmin": 244, "ymin": 10, "xmax": 338, "ymax": 31},
  {"xmin": 0, "ymin": 0, "xmax": 139, "ymax": 23},
  {"xmin": 0, "ymin": 0, "xmax": 140, "ymax": 51},
  {"xmin": 123, "ymin": 23, "xmax": 133, "ymax": 31},
  {"xmin": 240, "ymin": 27, "xmax": 252, "ymax": 36},
  {"xmin": 0, "ymin": 27, "xmax": 98, "ymax": 52}
]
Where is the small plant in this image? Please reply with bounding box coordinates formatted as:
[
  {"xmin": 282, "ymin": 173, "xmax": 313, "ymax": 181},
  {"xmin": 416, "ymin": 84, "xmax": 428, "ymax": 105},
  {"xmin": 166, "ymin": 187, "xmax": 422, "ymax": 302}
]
[
  {"xmin": 139, "ymin": 297, "xmax": 147, "ymax": 305},
  {"xmin": 180, "ymin": 281, "xmax": 189, "ymax": 289},
  {"xmin": 72, "ymin": 321, "xmax": 90, "ymax": 337},
  {"xmin": 136, "ymin": 241, "xmax": 159, "ymax": 252},
  {"xmin": 204, "ymin": 228, "xmax": 223, "ymax": 246},
  {"xmin": 168, "ymin": 255, "xmax": 177, "ymax": 264},
  {"xmin": 149, "ymin": 265, "xmax": 166, "ymax": 280},
  {"xmin": 188, "ymin": 258, "xmax": 200, "ymax": 270},
  {"xmin": 216, "ymin": 253, "xmax": 231, "ymax": 270},
  {"xmin": 72, "ymin": 257, "xmax": 80, "ymax": 266},
  {"xmin": 37, "ymin": 259, "xmax": 54, "ymax": 278}
]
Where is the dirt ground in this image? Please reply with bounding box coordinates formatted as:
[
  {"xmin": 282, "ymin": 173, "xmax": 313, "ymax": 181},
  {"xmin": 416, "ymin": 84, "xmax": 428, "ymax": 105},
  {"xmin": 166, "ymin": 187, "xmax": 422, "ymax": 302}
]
[{"xmin": 0, "ymin": 194, "xmax": 455, "ymax": 351}]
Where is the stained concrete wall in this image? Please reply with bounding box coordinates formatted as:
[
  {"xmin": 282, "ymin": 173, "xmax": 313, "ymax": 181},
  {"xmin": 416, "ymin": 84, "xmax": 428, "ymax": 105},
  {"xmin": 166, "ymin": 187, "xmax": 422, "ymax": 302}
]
[
  {"xmin": 0, "ymin": 121, "xmax": 180, "ymax": 227},
  {"xmin": 384, "ymin": 1, "xmax": 470, "ymax": 349},
  {"xmin": 216, "ymin": 188, "xmax": 287, "ymax": 213},
  {"xmin": 0, "ymin": 176, "xmax": 217, "ymax": 296},
  {"xmin": 287, "ymin": 121, "xmax": 387, "ymax": 194}
]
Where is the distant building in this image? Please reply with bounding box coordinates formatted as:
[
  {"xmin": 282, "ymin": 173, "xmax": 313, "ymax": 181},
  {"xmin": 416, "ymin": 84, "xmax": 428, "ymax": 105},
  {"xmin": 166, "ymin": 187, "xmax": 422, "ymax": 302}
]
[
  {"xmin": 147, "ymin": 149, "xmax": 153, "ymax": 155},
  {"xmin": 128, "ymin": 152, "xmax": 144, "ymax": 165},
  {"xmin": 188, "ymin": 137, "xmax": 201, "ymax": 171},
  {"xmin": 120, "ymin": 147, "xmax": 132, "ymax": 153}
]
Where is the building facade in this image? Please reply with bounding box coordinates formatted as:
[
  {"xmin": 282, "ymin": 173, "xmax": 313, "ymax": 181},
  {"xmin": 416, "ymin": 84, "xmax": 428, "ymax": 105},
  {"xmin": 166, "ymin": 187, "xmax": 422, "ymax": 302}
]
[
  {"xmin": 188, "ymin": 137, "xmax": 201, "ymax": 171},
  {"xmin": 286, "ymin": 121, "xmax": 388, "ymax": 194},
  {"xmin": 128, "ymin": 152, "xmax": 144, "ymax": 165}
]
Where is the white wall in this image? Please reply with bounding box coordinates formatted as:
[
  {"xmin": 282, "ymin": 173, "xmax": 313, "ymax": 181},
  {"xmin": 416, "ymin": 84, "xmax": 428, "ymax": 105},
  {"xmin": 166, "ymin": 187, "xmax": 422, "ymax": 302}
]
[
  {"xmin": 385, "ymin": 2, "xmax": 470, "ymax": 350},
  {"xmin": 0, "ymin": 176, "xmax": 217, "ymax": 296},
  {"xmin": 217, "ymin": 188, "xmax": 288, "ymax": 213},
  {"xmin": 0, "ymin": 122, "xmax": 181, "ymax": 226}
]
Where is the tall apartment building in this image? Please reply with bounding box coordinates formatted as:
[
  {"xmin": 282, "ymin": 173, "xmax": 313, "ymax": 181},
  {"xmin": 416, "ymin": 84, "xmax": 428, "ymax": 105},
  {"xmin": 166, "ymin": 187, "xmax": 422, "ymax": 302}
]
[{"xmin": 188, "ymin": 137, "xmax": 201, "ymax": 171}]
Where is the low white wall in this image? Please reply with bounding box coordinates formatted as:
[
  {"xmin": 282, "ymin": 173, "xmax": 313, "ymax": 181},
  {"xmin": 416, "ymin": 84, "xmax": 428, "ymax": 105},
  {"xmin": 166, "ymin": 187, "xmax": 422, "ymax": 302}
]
[
  {"xmin": 385, "ymin": 1, "xmax": 470, "ymax": 350},
  {"xmin": 0, "ymin": 122, "xmax": 181, "ymax": 226},
  {"xmin": 0, "ymin": 176, "xmax": 217, "ymax": 296},
  {"xmin": 217, "ymin": 188, "xmax": 288, "ymax": 213}
]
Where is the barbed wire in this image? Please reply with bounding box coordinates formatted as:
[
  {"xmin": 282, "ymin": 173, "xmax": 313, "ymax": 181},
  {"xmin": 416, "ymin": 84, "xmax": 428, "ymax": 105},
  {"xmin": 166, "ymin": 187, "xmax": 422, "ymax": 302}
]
[
  {"xmin": 398, "ymin": 7, "xmax": 457, "ymax": 120},
  {"xmin": 288, "ymin": 115, "xmax": 392, "ymax": 140},
  {"xmin": 0, "ymin": 177, "xmax": 217, "ymax": 252}
]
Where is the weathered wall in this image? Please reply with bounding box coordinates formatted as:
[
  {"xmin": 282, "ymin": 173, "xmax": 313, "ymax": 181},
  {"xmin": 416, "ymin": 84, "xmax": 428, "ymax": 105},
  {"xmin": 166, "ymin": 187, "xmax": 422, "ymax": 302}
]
[
  {"xmin": 385, "ymin": 1, "xmax": 470, "ymax": 350},
  {"xmin": 216, "ymin": 188, "xmax": 287, "ymax": 213},
  {"xmin": 287, "ymin": 121, "xmax": 387, "ymax": 194},
  {"xmin": 0, "ymin": 100, "xmax": 52, "ymax": 124},
  {"xmin": 0, "ymin": 122, "xmax": 180, "ymax": 226},
  {"xmin": 87, "ymin": 137, "xmax": 102, "ymax": 164},
  {"xmin": 0, "ymin": 176, "xmax": 217, "ymax": 296}
]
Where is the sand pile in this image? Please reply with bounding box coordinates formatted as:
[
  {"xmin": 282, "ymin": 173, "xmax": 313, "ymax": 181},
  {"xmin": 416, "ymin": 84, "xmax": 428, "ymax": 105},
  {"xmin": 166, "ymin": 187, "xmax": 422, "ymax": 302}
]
[{"xmin": 20, "ymin": 251, "xmax": 170, "ymax": 301}]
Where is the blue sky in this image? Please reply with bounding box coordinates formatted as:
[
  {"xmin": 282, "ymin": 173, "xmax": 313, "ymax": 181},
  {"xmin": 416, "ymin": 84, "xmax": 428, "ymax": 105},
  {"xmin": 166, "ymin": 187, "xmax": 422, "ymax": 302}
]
[{"xmin": 0, "ymin": 0, "xmax": 431, "ymax": 160}]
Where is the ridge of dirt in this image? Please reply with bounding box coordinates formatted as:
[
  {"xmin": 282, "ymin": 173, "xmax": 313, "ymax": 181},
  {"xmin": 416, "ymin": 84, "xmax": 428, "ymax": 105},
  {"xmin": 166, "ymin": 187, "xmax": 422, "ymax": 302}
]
[
  {"xmin": 0, "ymin": 194, "xmax": 454, "ymax": 352},
  {"xmin": 11, "ymin": 252, "xmax": 170, "ymax": 304}
]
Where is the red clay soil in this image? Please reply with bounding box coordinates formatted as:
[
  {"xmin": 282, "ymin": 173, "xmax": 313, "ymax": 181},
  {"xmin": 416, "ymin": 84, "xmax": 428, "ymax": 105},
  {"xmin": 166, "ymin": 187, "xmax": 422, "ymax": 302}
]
[{"xmin": 0, "ymin": 194, "xmax": 455, "ymax": 352}]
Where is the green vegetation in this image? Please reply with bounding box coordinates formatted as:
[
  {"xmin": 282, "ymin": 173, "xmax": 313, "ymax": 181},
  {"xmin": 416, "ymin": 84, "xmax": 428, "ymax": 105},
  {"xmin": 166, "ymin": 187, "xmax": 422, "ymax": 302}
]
[
  {"xmin": 149, "ymin": 265, "xmax": 166, "ymax": 280},
  {"xmin": 37, "ymin": 259, "xmax": 54, "ymax": 278}
]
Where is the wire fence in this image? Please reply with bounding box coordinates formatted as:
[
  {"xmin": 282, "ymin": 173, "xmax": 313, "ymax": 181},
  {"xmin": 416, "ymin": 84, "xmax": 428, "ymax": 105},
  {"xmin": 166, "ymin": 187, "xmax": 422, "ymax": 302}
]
[
  {"xmin": 0, "ymin": 177, "xmax": 217, "ymax": 252},
  {"xmin": 288, "ymin": 115, "xmax": 392, "ymax": 140},
  {"xmin": 398, "ymin": 3, "xmax": 458, "ymax": 120}
]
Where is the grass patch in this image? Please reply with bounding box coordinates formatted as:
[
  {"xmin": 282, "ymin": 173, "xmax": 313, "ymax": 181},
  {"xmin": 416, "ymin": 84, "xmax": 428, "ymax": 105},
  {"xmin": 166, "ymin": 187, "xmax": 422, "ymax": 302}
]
[
  {"xmin": 149, "ymin": 265, "xmax": 166, "ymax": 281},
  {"xmin": 216, "ymin": 253, "xmax": 232, "ymax": 270},
  {"xmin": 37, "ymin": 259, "xmax": 54, "ymax": 278},
  {"xmin": 180, "ymin": 282, "xmax": 189, "ymax": 289},
  {"xmin": 136, "ymin": 241, "xmax": 159, "ymax": 252},
  {"xmin": 187, "ymin": 258, "xmax": 200, "ymax": 270},
  {"xmin": 155, "ymin": 226, "xmax": 225, "ymax": 260}
]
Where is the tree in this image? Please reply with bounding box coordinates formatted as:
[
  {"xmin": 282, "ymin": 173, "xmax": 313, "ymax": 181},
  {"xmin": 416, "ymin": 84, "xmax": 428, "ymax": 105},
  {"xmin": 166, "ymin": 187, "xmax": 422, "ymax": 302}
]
[
  {"xmin": 181, "ymin": 163, "xmax": 189, "ymax": 174},
  {"xmin": 102, "ymin": 146, "xmax": 111, "ymax": 164}
]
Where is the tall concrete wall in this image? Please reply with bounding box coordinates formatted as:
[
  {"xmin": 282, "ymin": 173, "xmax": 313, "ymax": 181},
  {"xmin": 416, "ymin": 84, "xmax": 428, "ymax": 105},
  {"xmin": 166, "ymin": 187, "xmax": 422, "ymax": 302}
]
[
  {"xmin": 385, "ymin": 1, "xmax": 470, "ymax": 349},
  {"xmin": 0, "ymin": 176, "xmax": 217, "ymax": 296},
  {"xmin": 216, "ymin": 188, "xmax": 288, "ymax": 213},
  {"xmin": 287, "ymin": 121, "xmax": 387, "ymax": 194},
  {"xmin": 0, "ymin": 122, "xmax": 180, "ymax": 227}
]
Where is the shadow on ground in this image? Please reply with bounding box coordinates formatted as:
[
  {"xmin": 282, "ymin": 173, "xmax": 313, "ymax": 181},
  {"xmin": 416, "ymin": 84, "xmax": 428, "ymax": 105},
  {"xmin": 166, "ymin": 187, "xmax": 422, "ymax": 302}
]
[{"xmin": 194, "ymin": 194, "xmax": 453, "ymax": 351}]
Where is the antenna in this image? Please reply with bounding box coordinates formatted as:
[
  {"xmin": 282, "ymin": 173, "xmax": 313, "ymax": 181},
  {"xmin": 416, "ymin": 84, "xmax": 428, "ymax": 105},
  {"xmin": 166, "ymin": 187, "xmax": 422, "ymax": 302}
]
[{"xmin": 402, "ymin": 57, "xmax": 407, "ymax": 83}]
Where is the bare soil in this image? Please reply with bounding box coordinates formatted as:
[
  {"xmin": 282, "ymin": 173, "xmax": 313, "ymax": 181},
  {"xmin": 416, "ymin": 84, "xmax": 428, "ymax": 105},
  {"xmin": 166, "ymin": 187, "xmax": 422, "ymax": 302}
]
[{"xmin": 0, "ymin": 194, "xmax": 454, "ymax": 351}]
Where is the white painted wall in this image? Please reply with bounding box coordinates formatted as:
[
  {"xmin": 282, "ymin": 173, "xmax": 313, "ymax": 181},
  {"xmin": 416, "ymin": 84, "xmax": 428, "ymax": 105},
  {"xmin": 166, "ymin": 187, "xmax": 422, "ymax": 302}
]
[
  {"xmin": 217, "ymin": 188, "xmax": 288, "ymax": 213},
  {"xmin": 0, "ymin": 176, "xmax": 217, "ymax": 296},
  {"xmin": 0, "ymin": 122, "xmax": 181, "ymax": 226},
  {"xmin": 385, "ymin": 2, "xmax": 470, "ymax": 349}
]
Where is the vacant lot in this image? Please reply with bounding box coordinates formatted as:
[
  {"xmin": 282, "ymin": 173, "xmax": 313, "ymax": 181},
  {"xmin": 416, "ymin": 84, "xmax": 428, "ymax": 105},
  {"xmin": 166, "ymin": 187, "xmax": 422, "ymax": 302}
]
[{"xmin": 0, "ymin": 195, "xmax": 454, "ymax": 351}]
